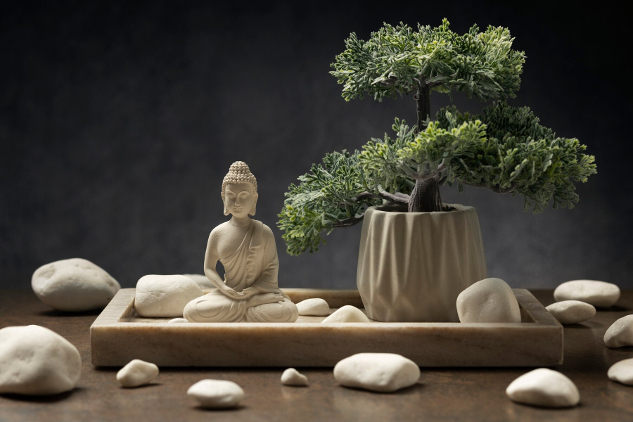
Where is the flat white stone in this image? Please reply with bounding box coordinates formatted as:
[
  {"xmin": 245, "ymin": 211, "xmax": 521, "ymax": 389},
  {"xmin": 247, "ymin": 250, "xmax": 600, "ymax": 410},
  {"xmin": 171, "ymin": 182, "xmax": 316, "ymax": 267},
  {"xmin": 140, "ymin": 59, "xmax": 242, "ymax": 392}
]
[
  {"xmin": 506, "ymin": 368, "xmax": 579, "ymax": 408},
  {"xmin": 608, "ymin": 358, "xmax": 633, "ymax": 385},
  {"xmin": 281, "ymin": 368, "xmax": 308, "ymax": 386},
  {"xmin": 116, "ymin": 359, "xmax": 159, "ymax": 388},
  {"xmin": 553, "ymin": 280, "xmax": 620, "ymax": 308},
  {"xmin": 604, "ymin": 315, "xmax": 633, "ymax": 348},
  {"xmin": 187, "ymin": 379, "xmax": 244, "ymax": 408},
  {"xmin": 182, "ymin": 274, "xmax": 214, "ymax": 289},
  {"xmin": 456, "ymin": 278, "xmax": 521, "ymax": 323},
  {"xmin": 31, "ymin": 258, "xmax": 121, "ymax": 312},
  {"xmin": 546, "ymin": 300, "xmax": 596, "ymax": 324},
  {"xmin": 168, "ymin": 318, "xmax": 188, "ymax": 323},
  {"xmin": 296, "ymin": 298, "xmax": 330, "ymax": 316},
  {"xmin": 333, "ymin": 353, "xmax": 420, "ymax": 393},
  {"xmin": 322, "ymin": 305, "xmax": 370, "ymax": 323},
  {"xmin": 135, "ymin": 275, "xmax": 204, "ymax": 317},
  {"xmin": 0, "ymin": 325, "xmax": 82, "ymax": 395}
]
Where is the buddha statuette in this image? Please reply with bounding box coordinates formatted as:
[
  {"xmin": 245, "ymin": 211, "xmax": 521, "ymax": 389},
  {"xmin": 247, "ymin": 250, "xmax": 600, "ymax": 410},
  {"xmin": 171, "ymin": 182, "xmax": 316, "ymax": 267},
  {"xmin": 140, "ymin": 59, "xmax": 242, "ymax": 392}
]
[{"xmin": 183, "ymin": 161, "xmax": 298, "ymax": 323}]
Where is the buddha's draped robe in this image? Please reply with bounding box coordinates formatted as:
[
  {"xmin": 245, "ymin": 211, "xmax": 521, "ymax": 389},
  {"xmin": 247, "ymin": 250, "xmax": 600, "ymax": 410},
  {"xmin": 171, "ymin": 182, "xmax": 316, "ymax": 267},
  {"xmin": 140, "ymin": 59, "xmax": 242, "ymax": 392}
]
[{"xmin": 184, "ymin": 221, "xmax": 298, "ymax": 323}]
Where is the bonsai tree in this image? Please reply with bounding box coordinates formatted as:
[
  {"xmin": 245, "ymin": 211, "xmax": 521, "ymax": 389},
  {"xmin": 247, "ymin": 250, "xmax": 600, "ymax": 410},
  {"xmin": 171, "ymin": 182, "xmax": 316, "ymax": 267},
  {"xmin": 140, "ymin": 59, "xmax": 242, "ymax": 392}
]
[{"xmin": 278, "ymin": 20, "xmax": 596, "ymax": 256}]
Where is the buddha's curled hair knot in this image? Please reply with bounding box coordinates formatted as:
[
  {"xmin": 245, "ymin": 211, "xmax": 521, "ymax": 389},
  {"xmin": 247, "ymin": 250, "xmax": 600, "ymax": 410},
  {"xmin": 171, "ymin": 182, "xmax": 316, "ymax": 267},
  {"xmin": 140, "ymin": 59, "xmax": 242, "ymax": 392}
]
[{"xmin": 221, "ymin": 161, "xmax": 258, "ymax": 196}]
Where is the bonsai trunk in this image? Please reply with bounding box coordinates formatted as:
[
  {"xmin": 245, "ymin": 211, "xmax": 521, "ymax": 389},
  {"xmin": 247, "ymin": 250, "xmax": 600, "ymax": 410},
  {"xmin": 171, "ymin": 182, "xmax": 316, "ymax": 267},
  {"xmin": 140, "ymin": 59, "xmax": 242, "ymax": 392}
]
[
  {"xmin": 415, "ymin": 82, "xmax": 431, "ymax": 133},
  {"xmin": 408, "ymin": 175, "xmax": 443, "ymax": 212}
]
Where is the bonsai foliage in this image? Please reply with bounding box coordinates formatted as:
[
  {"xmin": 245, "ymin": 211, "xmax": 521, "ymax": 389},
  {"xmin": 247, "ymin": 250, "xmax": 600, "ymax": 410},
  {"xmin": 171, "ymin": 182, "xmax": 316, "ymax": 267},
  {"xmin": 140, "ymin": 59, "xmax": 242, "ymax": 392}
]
[{"xmin": 278, "ymin": 20, "xmax": 596, "ymax": 255}]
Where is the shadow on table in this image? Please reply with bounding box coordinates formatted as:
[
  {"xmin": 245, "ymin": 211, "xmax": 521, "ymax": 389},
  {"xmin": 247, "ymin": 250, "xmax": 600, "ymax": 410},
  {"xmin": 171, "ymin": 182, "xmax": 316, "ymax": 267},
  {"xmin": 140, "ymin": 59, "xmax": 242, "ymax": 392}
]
[
  {"xmin": 37, "ymin": 309, "xmax": 102, "ymax": 317},
  {"xmin": 0, "ymin": 387, "xmax": 83, "ymax": 402}
]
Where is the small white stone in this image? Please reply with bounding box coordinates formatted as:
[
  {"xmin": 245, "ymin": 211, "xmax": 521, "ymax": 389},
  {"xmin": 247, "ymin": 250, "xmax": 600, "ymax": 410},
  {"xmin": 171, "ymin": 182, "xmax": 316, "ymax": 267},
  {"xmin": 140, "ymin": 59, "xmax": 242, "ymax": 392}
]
[
  {"xmin": 546, "ymin": 300, "xmax": 596, "ymax": 324},
  {"xmin": 334, "ymin": 353, "xmax": 420, "ymax": 393},
  {"xmin": 187, "ymin": 379, "xmax": 244, "ymax": 409},
  {"xmin": 456, "ymin": 278, "xmax": 521, "ymax": 323},
  {"xmin": 322, "ymin": 305, "xmax": 370, "ymax": 323},
  {"xmin": 281, "ymin": 368, "xmax": 309, "ymax": 386},
  {"xmin": 182, "ymin": 274, "xmax": 214, "ymax": 289},
  {"xmin": 31, "ymin": 258, "xmax": 121, "ymax": 312},
  {"xmin": 506, "ymin": 368, "xmax": 580, "ymax": 408},
  {"xmin": 168, "ymin": 318, "xmax": 189, "ymax": 323},
  {"xmin": 0, "ymin": 325, "xmax": 82, "ymax": 395},
  {"xmin": 553, "ymin": 280, "xmax": 620, "ymax": 308},
  {"xmin": 296, "ymin": 298, "xmax": 330, "ymax": 316},
  {"xmin": 116, "ymin": 359, "xmax": 159, "ymax": 388},
  {"xmin": 604, "ymin": 315, "xmax": 633, "ymax": 348},
  {"xmin": 608, "ymin": 358, "xmax": 633, "ymax": 385},
  {"xmin": 135, "ymin": 274, "xmax": 204, "ymax": 317}
]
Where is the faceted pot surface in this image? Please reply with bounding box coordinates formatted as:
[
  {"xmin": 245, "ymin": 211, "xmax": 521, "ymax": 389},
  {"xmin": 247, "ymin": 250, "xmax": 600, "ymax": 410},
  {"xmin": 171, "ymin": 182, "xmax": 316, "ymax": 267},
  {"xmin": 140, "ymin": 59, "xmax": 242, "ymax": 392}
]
[{"xmin": 356, "ymin": 204, "xmax": 487, "ymax": 322}]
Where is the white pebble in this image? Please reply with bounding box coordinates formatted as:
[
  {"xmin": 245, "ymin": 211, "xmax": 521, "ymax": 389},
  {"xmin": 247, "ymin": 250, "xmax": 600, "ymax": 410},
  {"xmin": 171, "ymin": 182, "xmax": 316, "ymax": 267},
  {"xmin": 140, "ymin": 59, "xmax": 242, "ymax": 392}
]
[
  {"xmin": 296, "ymin": 298, "xmax": 330, "ymax": 316},
  {"xmin": 135, "ymin": 275, "xmax": 204, "ymax": 317},
  {"xmin": 506, "ymin": 368, "xmax": 579, "ymax": 408},
  {"xmin": 608, "ymin": 358, "xmax": 633, "ymax": 385},
  {"xmin": 187, "ymin": 379, "xmax": 244, "ymax": 409},
  {"xmin": 182, "ymin": 274, "xmax": 214, "ymax": 289},
  {"xmin": 0, "ymin": 325, "xmax": 81, "ymax": 395},
  {"xmin": 116, "ymin": 359, "xmax": 159, "ymax": 388},
  {"xmin": 456, "ymin": 278, "xmax": 521, "ymax": 323},
  {"xmin": 333, "ymin": 353, "xmax": 420, "ymax": 393},
  {"xmin": 168, "ymin": 318, "xmax": 188, "ymax": 323},
  {"xmin": 281, "ymin": 368, "xmax": 309, "ymax": 386},
  {"xmin": 604, "ymin": 315, "xmax": 633, "ymax": 348},
  {"xmin": 322, "ymin": 305, "xmax": 370, "ymax": 323},
  {"xmin": 31, "ymin": 258, "xmax": 120, "ymax": 312},
  {"xmin": 546, "ymin": 300, "xmax": 596, "ymax": 324},
  {"xmin": 554, "ymin": 280, "xmax": 620, "ymax": 308}
]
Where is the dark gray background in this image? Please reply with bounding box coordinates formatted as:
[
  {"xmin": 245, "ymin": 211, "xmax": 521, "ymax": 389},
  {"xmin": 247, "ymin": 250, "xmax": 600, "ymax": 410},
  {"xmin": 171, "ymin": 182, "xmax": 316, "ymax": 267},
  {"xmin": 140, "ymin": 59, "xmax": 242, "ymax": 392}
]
[{"xmin": 1, "ymin": 1, "xmax": 631, "ymax": 290}]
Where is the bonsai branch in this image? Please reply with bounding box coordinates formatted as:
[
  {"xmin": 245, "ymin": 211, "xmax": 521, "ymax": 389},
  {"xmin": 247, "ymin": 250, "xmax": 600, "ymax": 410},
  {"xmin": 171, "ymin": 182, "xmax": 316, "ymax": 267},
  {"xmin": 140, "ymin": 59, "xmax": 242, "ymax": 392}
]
[
  {"xmin": 332, "ymin": 216, "xmax": 364, "ymax": 228},
  {"xmin": 463, "ymin": 182, "xmax": 517, "ymax": 194},
  {"xmin": 354, "ymin": 191, "xmax": 410, "ymax": 204}
]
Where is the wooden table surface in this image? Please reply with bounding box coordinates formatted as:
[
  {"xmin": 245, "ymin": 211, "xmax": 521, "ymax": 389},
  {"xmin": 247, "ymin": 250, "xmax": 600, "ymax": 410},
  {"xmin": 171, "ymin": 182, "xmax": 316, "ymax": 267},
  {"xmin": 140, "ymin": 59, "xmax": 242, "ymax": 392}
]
[{"xmin": 1, "ymin": 289, "xmax": 632, "ymax": 422}]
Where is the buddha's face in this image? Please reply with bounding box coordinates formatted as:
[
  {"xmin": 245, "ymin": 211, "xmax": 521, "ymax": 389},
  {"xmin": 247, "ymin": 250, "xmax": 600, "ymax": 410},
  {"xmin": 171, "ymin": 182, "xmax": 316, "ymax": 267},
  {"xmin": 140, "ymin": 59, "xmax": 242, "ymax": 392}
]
[{"xmin": 223, "ymin": 183, "xmax": 257, "ymax": 218}]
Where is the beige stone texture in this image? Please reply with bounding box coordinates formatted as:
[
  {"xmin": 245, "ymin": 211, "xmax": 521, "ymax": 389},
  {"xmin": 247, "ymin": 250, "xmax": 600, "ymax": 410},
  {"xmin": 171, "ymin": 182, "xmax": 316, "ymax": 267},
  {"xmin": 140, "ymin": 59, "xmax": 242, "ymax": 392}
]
[{"xmin": 91, "ymin": 288, "xmax": 563, "ymax": 368}]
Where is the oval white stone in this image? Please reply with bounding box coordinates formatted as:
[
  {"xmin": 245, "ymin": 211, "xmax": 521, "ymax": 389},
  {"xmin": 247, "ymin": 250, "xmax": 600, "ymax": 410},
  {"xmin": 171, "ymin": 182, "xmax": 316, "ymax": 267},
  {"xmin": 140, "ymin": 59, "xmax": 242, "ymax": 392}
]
[
  {"xmin": 333, "ymin": 353, "xmax": 420, "ymax": 393},
  {"xmin": 553, "ymin": 280, "xmax": 620, "ymax": 308},
  {"xmin": 187, "ymin": 379, "xmax": 244, "ymax": 408},
  {"xmin": 506, "ymin": 368, "xmax": 579, "ymax": 408},
  {"xmin": 456, "ymin": 278, "xmax": 521, "ymax": 323},
  {"xmin": 116, "ymin": 359, "xmax": 159, "ymax": 388},
  {"xmin": 182, "ymin": 274, "xmax": 214, "ymax": 289},
  {"xmin": 0, "ymin": 325, "xmax": 82, "ymax": 395},
  {"xmin": 31, "ymin": 258, "xmax": 121, "ymax": 312},
  {"xmin": 322, "ymin": 305, "xmax": 370, "ymax": 323},
  {"xmin": 281, "ymin": 368, "xmax": 309, "ymax": 386},
  {"xmin": 135, "ymin": 275, "xmax": 204, "ymax": 317},
  {"xmin": 608, "ymin": 358, "xmax": 633, "ymax": 385},
  {"xmin": 296, "ymin": 298, "xmax": 330, "ymax": 316},
  {"xmin": 604, "ymin": 315, "xmax": 633, "ymax": 348},
  {"xmin": 168, "ymin": 318, "xmax": 189, "ymax": 323},
  {"xmin": 546, "ymin": 300, "xmax": 596, "ymax": 324}
]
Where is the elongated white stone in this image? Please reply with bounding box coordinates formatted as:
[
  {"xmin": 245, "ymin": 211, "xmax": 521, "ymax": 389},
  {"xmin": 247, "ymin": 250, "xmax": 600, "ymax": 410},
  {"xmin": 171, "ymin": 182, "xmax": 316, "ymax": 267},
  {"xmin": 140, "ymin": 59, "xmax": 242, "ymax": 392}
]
[
  {"xmin": 135, "ymin": 275, "xmax": 204, "ymax": 317},
  {"xmin": 546, "ymin": 300, "xmax": 596, "ymax": 324},
  {"xmin": 456, "ymin": 278, "xmax": 521, "ymax": 323},
  {"xmin": 296, "ymin": 298, "xmax": 330, "ymax": 316},
  {"xmin": 281, "ymin": 368, "xmax": 309, "ymax": 386},
  {"xmin": 604, "ymin": 315, "xmax": 633, "ymax": 348},
  {"xmin": 0, "ymin": 325, "xmax": 82, "ymax": 395},
  {"xmin": 182, "ymin": 274, "xmax": 214, "ymax": 289},
  {"xmin": 168, "ymin": 318, "xmax": 188, "ymax": 323},
  {"xmin": 506, "ymin": 368, "xmax": 579, "ymax": 408},
  {"xmin": 116, "ymin": 359, "xmax": 159, "ymax": 388},
  {"xmin": 553, "ymin": 280, "xmax": 620, "ymax": 308},
  {"xmin": 608, "ymin": 358, "xmax": 633, "ymax": 385},
  {"xmin": 322, "ymin": 305, "xmax": 370, "ymax": 323},
  {"xmin": 32, "ymin": 258, "xmax": 120, "ymax": 312},
  {"xmin": 334, "ymin": 353, "xmax": 420, "ymax": 393},
  {"xmin": 187, "ymin": 379, "xmax": 244, "ymax": 408}
]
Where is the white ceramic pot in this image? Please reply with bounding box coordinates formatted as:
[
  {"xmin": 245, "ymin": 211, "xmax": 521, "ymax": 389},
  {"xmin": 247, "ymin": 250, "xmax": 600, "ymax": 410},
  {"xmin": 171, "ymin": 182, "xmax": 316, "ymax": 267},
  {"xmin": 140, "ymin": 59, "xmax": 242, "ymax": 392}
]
[{"xmin": 357, "ymin": 204, "xmax": 487, "ymax": 322}]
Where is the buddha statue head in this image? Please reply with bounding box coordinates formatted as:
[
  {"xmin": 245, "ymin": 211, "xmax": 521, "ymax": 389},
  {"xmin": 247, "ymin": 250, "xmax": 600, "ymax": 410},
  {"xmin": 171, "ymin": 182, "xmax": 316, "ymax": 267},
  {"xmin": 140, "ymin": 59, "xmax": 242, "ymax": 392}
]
[{"xmin": 221, "ymin": 161, "xmax": 258, "ymax": 217}]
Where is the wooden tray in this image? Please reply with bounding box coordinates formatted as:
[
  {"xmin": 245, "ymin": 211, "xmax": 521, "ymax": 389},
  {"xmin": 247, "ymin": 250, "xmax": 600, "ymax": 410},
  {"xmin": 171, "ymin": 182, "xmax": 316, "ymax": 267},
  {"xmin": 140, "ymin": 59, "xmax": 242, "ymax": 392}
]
[{"xmin": 90, "ymin": 288, "xmax": 563, "ymax": 367}]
